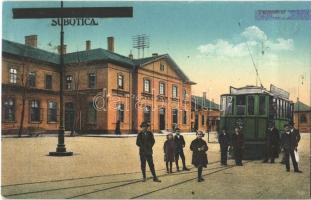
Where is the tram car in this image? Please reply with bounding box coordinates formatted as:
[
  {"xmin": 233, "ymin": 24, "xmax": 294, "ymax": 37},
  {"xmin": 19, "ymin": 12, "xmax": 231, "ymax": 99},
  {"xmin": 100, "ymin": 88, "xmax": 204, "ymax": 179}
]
[{"xmin": 219, "ymin": 84, "xmax": 293, "ymax": 159}]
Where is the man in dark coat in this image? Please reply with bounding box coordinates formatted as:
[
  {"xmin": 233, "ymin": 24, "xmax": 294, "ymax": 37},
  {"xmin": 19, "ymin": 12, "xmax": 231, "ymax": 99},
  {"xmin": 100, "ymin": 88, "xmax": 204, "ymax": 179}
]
[
  {"xmin": 136, "ymin": 121, "xmax": 161, "ymax": 182},
  {"xmin": 114, "ymin": 120, "xmax": 121, "ymax": 135},
  {"xmin": 281, "ymin": 123, "xmax": 302, "ymax": 173},
  {"xmin": 263, "ymin": 122, "xmax": 280, "ymax": 163},
  {"xmin": 218, "ymin": 128, "xmax": 229, "ymax": 165},
  {"xmin": 232, "ymin": 127, "xmax": 244, "ymax": 166},
  {"xmin": 174, "ymin": 128, "xmax": 190, "ymax": 171},
  {"xmin": 190, "ymin": 131, "xmax": 208, "ymax": 182}
]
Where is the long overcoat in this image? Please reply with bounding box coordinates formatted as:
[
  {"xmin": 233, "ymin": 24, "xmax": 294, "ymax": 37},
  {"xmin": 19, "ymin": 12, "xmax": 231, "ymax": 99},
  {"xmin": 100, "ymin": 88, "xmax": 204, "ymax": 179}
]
[
  {"xmin": 164, "ymin": 139, "xmax": 175, "ymax": 162},
  {"xmin": 190, "ymin": 138, "xmax": 208, "ymax": 168}
]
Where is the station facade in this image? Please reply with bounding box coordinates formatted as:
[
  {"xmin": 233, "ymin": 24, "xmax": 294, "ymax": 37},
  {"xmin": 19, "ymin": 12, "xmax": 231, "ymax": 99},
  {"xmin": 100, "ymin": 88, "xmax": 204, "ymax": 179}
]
[{"xmin": 2, "ymin": 35, "xmax": 196, "ymax": 134}]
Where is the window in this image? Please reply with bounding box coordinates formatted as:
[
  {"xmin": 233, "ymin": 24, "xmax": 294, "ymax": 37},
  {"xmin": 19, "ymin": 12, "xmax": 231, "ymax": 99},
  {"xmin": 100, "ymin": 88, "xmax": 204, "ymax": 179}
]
[
  {"xmin": 144, "ymin": 79, "xmax": 151, "ymax": 93},
  {"xmin": 202, "ymin": 114, "xmax": 205, "ymax": 126},
  {"xmin": 28, "ymin": 72, "xmax": 36, "ymax": 87},
  {"xmin": 247, "ymin": 96, "xmax": 255, "ymax": 115},
  {"xmin": 45, "ymin": 74, "xmax": 52, "ymax": 89},
  {"xmin": 224, "ymin": 96, "xmax": 234, "ymax": 115},
  {"xmin": 160, "ymin": 63, "xmax": 165, "ymax": 71},
  {"xmin": 47, "ymin": 101, "xmax": 57, "ymax": 122},
  {"xmin": 117, "ymin": 74, "xmax": 124, "ymax": 89},
  {"xmin": 172, "ymin": 85, "xmax": 178, "ymax": 98},
  {"xmin": 30, "ymin": 100, "xmax": 40, "ymax": 122},
  {"xmin": 182, "ymin": 110, "xmax": 187, "ymax": 125},
  {"xmin": 159, "ymin": 82, "xmax": 165, "ymax": 95},
  {"xmin": 87, "ymin": 102, "xmax": 97, "ymax": 124},
  {"xmin": 9, "ymin": 68, "xmax": 17, "ymax": 84},
  {"xmin": 66, "ymin": 75, "xmax": 73, "ymax": 90},
  {"xmin": 88, "ymin": 73, "xmax": 96, "ymax": 89},
  {"xmin": 3, "ymin": 98, "xmax": 15, "ymax": 121},
  {"xmin": 183, "ymin": 89, "xmax": 187, "ymax": 100},
  {"xmin": 300, "ymin": 114, "xmax": 307, "ymax": 124},
  {"xmin": 143, "ymin": 106, "xmax": 151, "ymax": 123},
  {"xmin": 259, "ymin": 96, "xmax": 266, "ymax": 115},
  {"xmin": 236, "ymin": 95, "xmax": 246, "ymax": 115},
  {"xmin": 117, "ymin": 104, "xmax": 124, "ymax": 122},
  {"xmin": 172, "ymin": 109, "xmax": 178, "ymax": 124}
]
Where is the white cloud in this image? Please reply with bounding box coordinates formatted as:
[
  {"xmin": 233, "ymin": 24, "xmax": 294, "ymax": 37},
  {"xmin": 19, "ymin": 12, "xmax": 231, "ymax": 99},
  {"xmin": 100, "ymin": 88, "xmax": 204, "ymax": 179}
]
[
  {"xmin": 242, "ymin": 26, "xmax": 267, "ymax": 41},
  {"xmin": 197, "ymin": 26, "xmax": 294, "ymax": 58}
]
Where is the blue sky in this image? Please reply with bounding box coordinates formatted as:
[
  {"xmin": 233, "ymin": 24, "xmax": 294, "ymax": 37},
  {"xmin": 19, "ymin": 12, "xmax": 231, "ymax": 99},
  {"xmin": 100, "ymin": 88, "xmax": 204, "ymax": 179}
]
[{"xmin": 2, "ymin": 1, "xmax": 311, "ymax": 104}]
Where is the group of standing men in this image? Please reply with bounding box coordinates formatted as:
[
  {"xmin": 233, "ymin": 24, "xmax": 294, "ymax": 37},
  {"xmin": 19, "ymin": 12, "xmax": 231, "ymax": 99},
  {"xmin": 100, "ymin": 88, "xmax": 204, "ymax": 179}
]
[
  {"xmin": 218, "ymin": 121, "xmax": 302, "ymax": 173},
  {"xmin": 136, "ymin": 120, "xmax": 302, "ymax": 183}
]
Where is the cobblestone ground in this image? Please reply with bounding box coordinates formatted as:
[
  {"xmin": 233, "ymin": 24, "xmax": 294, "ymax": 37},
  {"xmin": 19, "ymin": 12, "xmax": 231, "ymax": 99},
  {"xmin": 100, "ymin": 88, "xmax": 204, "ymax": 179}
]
[{"xmin": 1, "ymin": 133, "xmax": 310, "ymax": 199}]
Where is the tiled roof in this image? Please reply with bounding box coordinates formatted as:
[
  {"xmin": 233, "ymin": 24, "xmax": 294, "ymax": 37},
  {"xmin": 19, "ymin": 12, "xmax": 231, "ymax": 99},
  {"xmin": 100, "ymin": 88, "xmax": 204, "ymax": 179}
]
[
  {"xmin": 64, "ymin": 48, "xmax": 134, "ymax": 66},
  {"xmin": 2, "ymin": 39, "xmax": 59, "ymax": 64},
  {"xmin": 294, "ymin": 101, "xmax": 311, "ymax": 112},
  {"xmin": 135, "ymin": 54, "xmax": 191, "ymax": 82},
  {"xmin": 191, "ymin": 95, "xmax": 220, "ymax": 110},
  {"xmin": 2, "ymin": 39, "xmax": 193, "ymax": 82}
]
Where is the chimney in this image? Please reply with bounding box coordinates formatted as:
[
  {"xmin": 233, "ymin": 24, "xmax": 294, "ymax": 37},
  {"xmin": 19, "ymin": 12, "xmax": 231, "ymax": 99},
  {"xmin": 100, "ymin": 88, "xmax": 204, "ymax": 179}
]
[
  {"xmin": 152, "ymin": 53, "xmax": 158, "ymax": 57},
  {"xmin": 86, "ymin": 40, "xmax": 91, "ymax": 50},
  {"xmin": 107, "ymin": 37, "xmax": 114, "ymax": 52},
  {"xmin": 57, "ymin": 45, "xmax": 67, "ymax": 54},
  {"xmin": 25, "ymin": 35, "xmax": 37, "ymax": 48}
]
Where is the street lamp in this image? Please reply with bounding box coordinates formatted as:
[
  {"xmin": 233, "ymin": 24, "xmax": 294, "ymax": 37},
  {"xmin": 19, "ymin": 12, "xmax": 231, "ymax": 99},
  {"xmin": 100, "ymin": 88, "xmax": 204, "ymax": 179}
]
[
  {"xmin": 297, "ymin": 74, "xmax": 304, "ymax": 131},
  {"xmin": 12, "ymin": 1, "xmax": 133, "ymax": 156}
]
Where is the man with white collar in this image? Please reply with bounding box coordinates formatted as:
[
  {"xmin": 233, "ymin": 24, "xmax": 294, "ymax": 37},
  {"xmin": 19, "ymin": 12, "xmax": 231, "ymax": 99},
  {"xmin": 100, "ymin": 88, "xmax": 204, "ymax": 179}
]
[{"xmin": 281, "ymin": 123, "xmax": 302, "ymax": 173}]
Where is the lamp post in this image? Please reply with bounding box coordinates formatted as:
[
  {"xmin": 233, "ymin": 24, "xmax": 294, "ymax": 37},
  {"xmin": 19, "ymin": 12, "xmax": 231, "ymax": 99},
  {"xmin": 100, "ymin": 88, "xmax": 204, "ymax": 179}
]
[{"xmin": 12, "ymin": 1, "xmax": 133, "ymax": 156}]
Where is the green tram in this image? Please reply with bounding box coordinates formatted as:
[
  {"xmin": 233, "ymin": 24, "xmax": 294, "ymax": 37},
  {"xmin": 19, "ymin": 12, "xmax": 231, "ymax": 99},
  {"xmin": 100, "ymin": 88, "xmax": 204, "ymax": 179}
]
[{"xmin": 220, "ymin": 85, "xmax": 294, "ymax": 159}]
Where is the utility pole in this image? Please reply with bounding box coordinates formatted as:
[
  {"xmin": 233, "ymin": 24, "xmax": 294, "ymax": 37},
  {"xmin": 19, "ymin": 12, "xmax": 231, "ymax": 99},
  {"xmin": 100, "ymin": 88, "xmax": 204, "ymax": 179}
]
[
  {"xmin": 297, "ymin": 74, "xmax": 304, "ymax": 131},
  {"xmin": 13, "ymin": 1, "xmax": 133, "ymax": 156}
]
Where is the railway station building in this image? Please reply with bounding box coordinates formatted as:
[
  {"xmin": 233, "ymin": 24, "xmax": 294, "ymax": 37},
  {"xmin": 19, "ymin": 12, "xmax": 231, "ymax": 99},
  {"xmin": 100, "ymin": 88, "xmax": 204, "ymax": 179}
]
[{"xmin": 2, "ymin": 35, "xmax": 195, "ymax": 135}]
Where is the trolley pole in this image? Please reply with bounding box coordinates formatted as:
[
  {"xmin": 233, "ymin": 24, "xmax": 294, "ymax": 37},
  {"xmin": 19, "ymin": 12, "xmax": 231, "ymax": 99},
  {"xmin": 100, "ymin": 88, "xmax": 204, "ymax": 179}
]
[{"xmin": 297, "ymin": 75, "xmax": 304, "ymax": 131}]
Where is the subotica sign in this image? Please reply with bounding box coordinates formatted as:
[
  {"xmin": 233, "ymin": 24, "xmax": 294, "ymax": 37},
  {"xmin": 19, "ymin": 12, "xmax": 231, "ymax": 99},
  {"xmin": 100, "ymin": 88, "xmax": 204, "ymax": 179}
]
[{"xmin": 51, "ymin": 18, "xmax": 99, "ymax": 26}]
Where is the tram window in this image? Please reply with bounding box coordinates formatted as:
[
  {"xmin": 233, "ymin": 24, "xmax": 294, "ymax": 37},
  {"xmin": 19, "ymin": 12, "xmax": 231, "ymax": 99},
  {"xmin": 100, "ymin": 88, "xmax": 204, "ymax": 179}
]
[
  {"xmin": 226, "ymin": 96, "xmax": 234, "ymax": 115},
  {"xmin": 236, "ymin": 95, "xmax": 246, "ymax": 115},
  {"xmin": 220, "ymin": 96, "xmax": 226, "ymax": 116},
  {"xmin": 283, "ymin": 101, "xmax": 287, "ymax": 119},
  {"xmin": 287, "ymin": 103, "xmax": 291, "ymax": 119},
  {"xmin": 247, "ymin": 96, "xmax": 255, "ymax": 115},
  {"xmin": 276, "ymin": 99, "xmax": 281, "ymax": 118},
  {"xmin": 259, "ymin": 96, "xmax": 266, "ymax": 115}
]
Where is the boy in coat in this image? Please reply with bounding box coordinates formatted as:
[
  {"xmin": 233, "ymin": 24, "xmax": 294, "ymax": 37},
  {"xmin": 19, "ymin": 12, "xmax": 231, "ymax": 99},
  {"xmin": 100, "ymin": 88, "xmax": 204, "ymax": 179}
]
[
  {"xmin": 136, "ymin": 121, "xmax": 161, "ymax": 182},
  {"xmin": 164, "ymin": 133, "xmax": 175, "ymax": 173},
  {"xmin": 190, "ymin": 131, "xmax": 208, "ymax": 182},
  {"xmin": 174, "ymin": 128, "xmax": 190, "ymax": 171}
]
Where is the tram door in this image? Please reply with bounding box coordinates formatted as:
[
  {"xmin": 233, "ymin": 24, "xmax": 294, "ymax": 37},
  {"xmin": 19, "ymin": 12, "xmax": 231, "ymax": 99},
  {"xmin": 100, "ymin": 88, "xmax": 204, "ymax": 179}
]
[
  {"xmin": 159, "ymin": 108, "xmax": 165, "ymax": 130},
  {"xmin": 65, "ymin": 102, "xmax": 75, "ymax": 131}
]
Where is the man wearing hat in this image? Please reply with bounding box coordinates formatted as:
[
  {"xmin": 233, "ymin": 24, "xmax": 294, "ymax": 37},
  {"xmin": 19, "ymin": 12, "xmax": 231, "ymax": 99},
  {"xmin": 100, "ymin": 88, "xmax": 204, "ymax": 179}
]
[
  {"xmin": 136, "ymin": 121, "xmax": 161, "ymax": 182},
  {"xmin": 263, "ymin": 122, "xmax": 280, "ymax": 163},
  {"xmin": 281, "ymin": 123, "xmax": 302, "ymax": 173},
  {"xmin": 174, "ymin": 128, "xmax": 190, "ymax": 171},
  {"xmin": 218, "ymin": 127, "xmax": 230, "ymax": 165},
  {"xmin": 232, "ymin": 127, "xmax": 244, "ymax": 166}
]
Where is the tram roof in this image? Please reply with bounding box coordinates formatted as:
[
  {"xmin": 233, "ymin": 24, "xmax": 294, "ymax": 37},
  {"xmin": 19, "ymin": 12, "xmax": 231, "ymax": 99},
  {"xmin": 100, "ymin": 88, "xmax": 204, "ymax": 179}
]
[{"xmin": 222, "ymin": 85, "xmax": 291, "ymax": 100}]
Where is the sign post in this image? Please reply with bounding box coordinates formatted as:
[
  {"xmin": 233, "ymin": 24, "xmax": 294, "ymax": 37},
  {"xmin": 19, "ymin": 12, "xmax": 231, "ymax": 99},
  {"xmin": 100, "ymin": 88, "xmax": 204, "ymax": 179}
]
[{"xmin": 13, "ymin": 1, "xmax": 133, "ymax": 156}]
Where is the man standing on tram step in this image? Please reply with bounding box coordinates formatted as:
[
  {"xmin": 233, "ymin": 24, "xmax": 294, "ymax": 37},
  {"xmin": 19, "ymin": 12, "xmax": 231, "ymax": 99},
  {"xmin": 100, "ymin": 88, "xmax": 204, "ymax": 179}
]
[
  {"xmin": 281, "ymin": 123, "xmax": 302, "ymax": 173},
  {"xmin": 263, "ymin": 122, "xmax": 280, "ymax": 163},
  {"xmin": 190, "ymin": 131, "xmax": 208, "ymax": 182},
  {"xmin": 218, "ymin": 127, "xmax": 229, "ymax": 166},
  {"xmin": 174, "ymin": 128, "xmax": 190, "ymax": 171},
  {"xmin": 232, "ymin": 127, "xmax": 244, "ymax": 166},
  {"xmin": 136, "ymin": 121, "xmax": 161, "ymax": 182}
]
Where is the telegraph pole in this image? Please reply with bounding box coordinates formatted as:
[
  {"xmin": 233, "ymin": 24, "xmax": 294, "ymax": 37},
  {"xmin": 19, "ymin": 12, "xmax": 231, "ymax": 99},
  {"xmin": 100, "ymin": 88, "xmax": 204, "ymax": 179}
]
[{"xmin": 13, "ymin": 1, "xmax": 133, "ymax": 156}]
